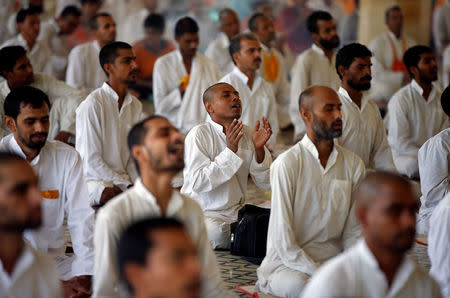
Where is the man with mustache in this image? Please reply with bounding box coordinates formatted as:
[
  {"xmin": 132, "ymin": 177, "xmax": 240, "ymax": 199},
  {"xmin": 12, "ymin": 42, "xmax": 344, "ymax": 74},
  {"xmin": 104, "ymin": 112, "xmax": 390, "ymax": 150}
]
[
  {"xmin": 302, "ymin": 172, "xmax": 442, "ymax": 297},
  {"xmin": 386, "ymin": 46, "xmax": 450, "ymax": 179},
  {"xmin": 181, "ymin": 82, "xmax": 272, "ymax": 249},
  {"xmin": 255, "ymin": 86, "xmax": 365, "ymax": 297},
  {"xmin": 0, "ymin": 152, "xmax": 62, "ymax": 297},
  {"xmin": 94, "ymin": 115, "xmax": 232, "ymax": 297},
  {"xmin": 289, "ymin": 10, "xmax": 341, "ymax": 142},
  {"xmin": 335, "ymin": 43, "xmax": 395, "ymax": 171},
  {"xmin": 220, "ymin": 33, "xmax": 278, "ymax": 146},
  {"xmin": 0, "ymin": 86, "xmax": 95, "ymax": 297},
  {"xmin": 66, "ymin": 12, "xmax": 116, "ymax": 93},
  {"xmin": 76, "ymin": 41, "xmax": 143, "ymax": 207}
]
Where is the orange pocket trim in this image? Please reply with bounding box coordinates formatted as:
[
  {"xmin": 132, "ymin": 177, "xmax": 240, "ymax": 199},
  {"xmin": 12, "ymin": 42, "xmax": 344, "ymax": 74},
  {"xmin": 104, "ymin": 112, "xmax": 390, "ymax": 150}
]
[{"xmin": 41, "ymin": 190, "xmax": 59, "ymax": 199}]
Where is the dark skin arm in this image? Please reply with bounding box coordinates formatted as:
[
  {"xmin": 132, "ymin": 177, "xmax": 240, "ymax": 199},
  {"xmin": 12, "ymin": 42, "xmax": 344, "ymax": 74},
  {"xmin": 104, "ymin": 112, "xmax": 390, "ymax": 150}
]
[{"xmin": 62, "ymin": 275, "xmax": 92, "ymax": 298}]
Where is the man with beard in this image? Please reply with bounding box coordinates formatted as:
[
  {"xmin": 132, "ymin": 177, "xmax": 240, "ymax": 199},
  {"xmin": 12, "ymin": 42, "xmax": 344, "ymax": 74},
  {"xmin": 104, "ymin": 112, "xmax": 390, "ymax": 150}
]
[
  {"xmin": 220, "ymin": 33, "xmax": 278, "ymax": 146},
  {"xmin": 94, "ymin": 115, "xmax": 233, "ymax": 297},
  {"xmin": 386, "ymin": 46, "xmax": 450, "ymax": 179},
  {"xmin": 181, "ymin": 82, "xmax": 272, "ymax": 249},
  {"xmin": 289, "ymin": 10, "xmax": 341, "ymax": 142},
  {"xmin": 335, "ymin": 43, "xmax": 395, "ymax": 171},
  {"xmin": 0, "ymin": 152, "xmax": 62, "ymax": 297},
  {"xmin": 249, "ymin": 13, "xmax": 291, "ymax": 130},
  {"xmin": 76, "ymin": 41, "xmax": 143, "ymax": 207},
  {"xmin": 255, "ymin": 86, "xmax": 365, "ymax": 298},
  {"xmin": 0, "ymin": 86, "xmax": 95, "ymax": 297},
  {"xmin": 302, "ymin": 172, "xmax": 442, "ymax": 297},
  {"xmin": 66, "ymin": 12, "xmax": 116, "ymax": 93}
]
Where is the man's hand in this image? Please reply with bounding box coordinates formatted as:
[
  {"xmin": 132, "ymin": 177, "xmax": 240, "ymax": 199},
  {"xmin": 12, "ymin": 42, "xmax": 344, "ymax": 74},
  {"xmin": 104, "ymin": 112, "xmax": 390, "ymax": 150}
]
[
  {"xmin": 225, "ymin": 119, "xmax": 244, "ymax": 153},
  {"xmin": 99, "ymin": 185, "xmax": 123, "ymax": 205},
  {"xmin": 54, "ymin": 131, "xmax": 74, "ymax": 144},
  {"xmin": 252, "ymin": 117, "xmax": 272, "ymax": 163},
  {"xmin": 62, "ymin": 275, "xmax": 92, "ymax": 298}
]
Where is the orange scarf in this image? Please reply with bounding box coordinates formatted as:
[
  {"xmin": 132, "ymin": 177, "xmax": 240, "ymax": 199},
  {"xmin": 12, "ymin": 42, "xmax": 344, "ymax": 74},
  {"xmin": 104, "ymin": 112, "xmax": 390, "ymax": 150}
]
[
  {"xmin": 387, "ymin": 33, "xmax": 407, "ymax": 73},
  {"xmin": 262, "ymin": 51, "xmax": 280, "ymax": 83}
]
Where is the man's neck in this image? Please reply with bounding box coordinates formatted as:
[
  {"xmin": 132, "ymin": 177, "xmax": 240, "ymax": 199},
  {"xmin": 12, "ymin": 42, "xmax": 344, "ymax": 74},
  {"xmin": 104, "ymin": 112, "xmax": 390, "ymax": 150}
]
[
  {"xmin": 140, "ymin": 170, "xmax": 175, "ymax": 215},
  {"xmin": 0, "ymin": 232, "xmax": 24, "ymax": 275},
  {"xmin": 7, "ymin": 80, "xmax": 24, "ymax": 91},
  {"xmin": 390, "ymin": 29, "xmax": 402, "ymax": 39},
  {"xmin": 21, "ymin": 33, "xmax": 35, "ymax": 50},
  {"xmin": 415, "ymin": 78, "xmax": 433, "ymax": 100},
  {"xmin": 262, "ymin": 41, "xmax": 272, "ymax": 50},
  {"xmin": 13, "ymin": 135, "xmax": 40, "ymax": 161},
  {"xmin": 106, "ymin": 80, "xmax": 128, "ymax": 111},
  {"xmin": 315, "ymin": 42, "xmax": 334, "ymax": 62},
  {"xmin": 342, "ymin": 83, "xmax": 363, "ymax": 108},
  {"xmin": 238, "ymin": 66, "xmax": 256, "ymax": 89},
  {"xmin": 307, "ymin": 132, "xmax": 334, "ymax": 168},
  {"xmin": 181, "ymin": 52, "xmax": 194, "ymax": 74}
]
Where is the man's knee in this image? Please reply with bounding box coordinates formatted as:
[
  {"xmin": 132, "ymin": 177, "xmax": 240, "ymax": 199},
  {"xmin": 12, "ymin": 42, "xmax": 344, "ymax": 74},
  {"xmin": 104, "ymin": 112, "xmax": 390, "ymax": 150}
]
[
  {"xmin": 265, "ymin": 267, "xmax": 309, "ymax": 298},
  {"xmin": 205, "ymin": 217, "xmax": 231, "ymax": 249}
]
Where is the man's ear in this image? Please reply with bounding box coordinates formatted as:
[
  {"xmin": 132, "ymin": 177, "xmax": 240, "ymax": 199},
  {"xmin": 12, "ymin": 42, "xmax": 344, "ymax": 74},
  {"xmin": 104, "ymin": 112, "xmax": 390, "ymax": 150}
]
[
  {"xmin": 232, "ymin": 52, "xmax": 240, "ymax": 65},
  {"xmin": 204, "ymin": 101, "xmax": 214, "ymax": 115},
  {"xmin": 103, "ymin": 63, "xmax": 113, "ymax": 77},
  {"xmin": 311, "ymin": 32, "xmax": 320, "ymax": 44},
  {"xmin": 338, "ymin": 65, "xmax": 346, "ymax": 80},
  {"xmin": 409, "ymin": 66, "xmax": 419, "ymax": 80},
  {"xmin": 300, "ymin": 108, "xmax": 311, "ymax": 123},
  {"xmin": 356, "ymin": 205, "xmax": 368, "ymax": 228},
  {"xmin": 131, "ymin": 145, "xmax": 145, "ymax": 164},
  {"xmin": 4, "ymin": 116, "xmax": 17, "ymax": 133}
]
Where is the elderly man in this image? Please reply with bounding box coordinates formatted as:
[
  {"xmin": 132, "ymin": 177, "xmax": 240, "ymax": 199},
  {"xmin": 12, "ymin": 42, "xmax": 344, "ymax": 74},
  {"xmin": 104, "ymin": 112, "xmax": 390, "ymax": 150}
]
[
  {"xmin": 256, "ymin": 86, "xmax": 365, "ymax": 297},
  {"xmin": 181, "ymin": 82, "xmax": 272, "ymax": 249}
]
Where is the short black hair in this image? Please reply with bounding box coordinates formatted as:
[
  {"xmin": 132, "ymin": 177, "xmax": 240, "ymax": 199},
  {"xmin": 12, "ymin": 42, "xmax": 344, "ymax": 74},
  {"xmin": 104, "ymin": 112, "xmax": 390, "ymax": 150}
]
[
  {"xmin": 336, "ymin": 43, "xmax": 372, "ymax": 79},
  {"xmin": 16, "ymin": 8, "xmax": 39, "ymax": 24},
  {"xmin": 174, "ymin": 17, "xmax": 198, "ymax": 38},
  {"xmin": 89, "ymin": 12, "xmax": 112, "ymax": 30},
  {"xmin": 99, "ymin": 41, "xmax": 132, "ymax": 76},
  {"xmin": 248, "ymin": 12, "xmax": 265, "ymax": 32},
  {"xmin": 4, "ymin": 86, "xmax": 51, "ymax": 120},
  {"xmin": 441, "ymin": 85, "xmax": 450, "ymax": 117},
  {"xmin": 118, "ymin": 217, "xmax": 185, "ymax": 294},
  {"xmin": 143, "ymin": 13, "xmax": 165, "ymax": 33},
  {"xmin": 228, "ymin": 32, "xmax": 258, "ymax": 65},
  {"xmin": 0, "ymin": 152, "xmax": 26, "ymax": 181},
  {"xmin": 385, "ymin": 5, "xmax": 402, "ymax": 22},
  {"xmin": 80, "ymin": 0, "xmax": 101, "ymax": 5},
  {"xmin": 403, "ymin": 45, "xmax": 433, "ymax": 77},
  {"xmin": 306, "ymin": 10, "xmax": 333, "ymax": 34},
  {"xmin": 0, "ymin": 46, "xmax": 27, "ymax": 78},
  {"xmin": 60, "ymin": 5, "xmax": 81, "ymax": 18}
]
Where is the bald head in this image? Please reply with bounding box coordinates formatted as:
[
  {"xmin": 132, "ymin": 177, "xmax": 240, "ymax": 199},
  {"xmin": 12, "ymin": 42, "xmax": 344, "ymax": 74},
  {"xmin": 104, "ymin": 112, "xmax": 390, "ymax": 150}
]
[
  {"xmin": 203, "ymin": 82, "xmax": 233, "ymax": 104},
  {"xmin": 299, "ymin": 86, "xmax": 339, "ymax": 112}
]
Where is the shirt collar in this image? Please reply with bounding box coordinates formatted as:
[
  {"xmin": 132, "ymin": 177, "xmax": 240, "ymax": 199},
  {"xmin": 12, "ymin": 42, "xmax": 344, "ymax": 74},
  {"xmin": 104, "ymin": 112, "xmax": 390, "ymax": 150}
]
[
  {"xmin": 311, "ymin": 43, "xmax": 326, "ymax": 57},
  {"xmin": 300, "ymin": 134, "xmax": 338, "ymax": 171},
  {"xmin": 410, "ymin": 79, "xmax": 437, "ymax": 102},
  {"xmin": 7, "ymin": 134, "xmax": 43, "ymax": 165},
  {"xmin": 231, "ymin": 66, "xmax": 261, "ymax": 87},
  {"xmin": 338, "ymin": 86, "xmax": 369, "ymax": 110},
  {"xmin": 175, "ymin": 49, "xmax": 198, "ymax": 63},
  {"xmin": 218, "ymin": 32, "xmax": 230, "ymax": 47},
  {"xmin": 387, "ymin": 30, "xmax": 402, "ymax": 42},
  {"xmin": 49, "ymin": 19, "xmax": 61, "ymax": 34},
  {"xmin": 93, "ymin": 40, "xmax": 101, "ymax": 52},
  {"xmin": 0, "ymin": 243, "xmax": 35, "ymax": 283},
  {"xmin": 101, "ymin": 82, "xmax": 133, "ymax": 106},
  {"xmin": 260, "ymin": 43, "xmax": 271, "ymax": 53},
  {"xmin": 207, "ymin": 116, "xmax": 226, "ymax": 136}
]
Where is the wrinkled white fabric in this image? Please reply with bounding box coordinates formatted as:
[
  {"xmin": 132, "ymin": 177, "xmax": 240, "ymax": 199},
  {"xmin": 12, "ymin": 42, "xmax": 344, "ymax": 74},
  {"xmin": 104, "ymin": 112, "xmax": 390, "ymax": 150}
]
[{"xmin": 205, "ymin": 32, "xmax": 235, "ymax": 75}]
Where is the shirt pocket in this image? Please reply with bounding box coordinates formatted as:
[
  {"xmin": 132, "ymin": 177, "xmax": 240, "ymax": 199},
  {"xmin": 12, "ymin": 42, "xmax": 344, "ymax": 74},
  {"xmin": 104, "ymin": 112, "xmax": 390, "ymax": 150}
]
[{"xmin": 41, "ymin": 190, "xmax": 61, "ymax": 228}]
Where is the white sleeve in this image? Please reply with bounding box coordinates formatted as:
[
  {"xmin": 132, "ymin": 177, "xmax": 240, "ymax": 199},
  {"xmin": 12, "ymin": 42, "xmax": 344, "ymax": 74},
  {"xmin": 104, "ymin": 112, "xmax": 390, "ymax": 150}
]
[
  {"xmin": 289, "ymin": 56, "xmax": 308, "ymax": 140},
  {"xmin": 152, "ymin": 59, "xmax": 182, "ymax": 117},
  {"xmin": 249, "ymin": 146, "xmax": 272, "ymax": 190},
  {"xmin": 66, "ymin": 48, "xmax": 86, "ymax": 91},
  {"xmin": 370, "ymin": 104, "xmax": 396, "ymax": 172},
  {"xmin": 42, "ymin": 45, "xmax": 54, "ymax": 77},
  {"xmin": 432, "ymin": 7, "xmax": 448, "ymax": 54}
]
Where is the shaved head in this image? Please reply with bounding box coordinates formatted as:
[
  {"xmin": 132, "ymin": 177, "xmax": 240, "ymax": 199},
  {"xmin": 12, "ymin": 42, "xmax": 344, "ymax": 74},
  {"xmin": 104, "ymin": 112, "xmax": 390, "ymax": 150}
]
[
  {"xmin": 203, "ymin": 82, "xmax": 232, "ymax": 103},
  {"xmin": 299, "ymin": 85, "xmax": 339, "ymax": 111}
]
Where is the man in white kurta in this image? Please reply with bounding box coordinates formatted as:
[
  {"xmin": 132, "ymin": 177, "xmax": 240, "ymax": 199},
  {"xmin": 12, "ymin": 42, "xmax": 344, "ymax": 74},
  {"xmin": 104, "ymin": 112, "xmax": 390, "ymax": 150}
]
[
  {"xmin": 289, "ymin": 11, "xmax": 340, "ymax": 141},
  {"xmin": 335, "ymin": 43, "xmax": 395, "ymax": 171},
  {"xmin": 153, "ymin": 17, "xmax": 221, "ymax": 134},
  {"xmin": 0, "ymin": 46, "xmax": 85, "ymax": 142},
  {"xmin": 302, "ymin": 172, "xmax": 442, "ymax": 298},
  {"xmin": 94, "ymin": 116, "xmax": 233, "ymax": 298},
  {"xmin": 443, "ymin": 44, "xmax": 450, "ymax": 88},
  {"xmin": 0, "ymin": 86, "xmax": 94, "ymax": 292},
  {"xmin": 255, "ymin": 86, "xmax": 365, "ymax": 297},
  {"xmin": 205, "ymin": 8, "xmax": 240, "ymax": 75},
  {"xmin": 181, "ymin": 83, "xmax": 272, "ymax": 249},
  {"xmin": 66, "ymin": 13, "xmax": 116, "ymax": 93},
  {"xmin": 386, "ymin": 47, "xmax": 450, "ymax": 179}
]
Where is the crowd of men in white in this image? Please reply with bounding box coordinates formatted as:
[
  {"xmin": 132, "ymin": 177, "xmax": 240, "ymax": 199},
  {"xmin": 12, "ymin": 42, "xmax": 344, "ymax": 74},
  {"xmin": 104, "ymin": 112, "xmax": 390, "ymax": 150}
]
[{"xmin": 0, "ymin": 2, "xmax": 449, "ymax": 298}]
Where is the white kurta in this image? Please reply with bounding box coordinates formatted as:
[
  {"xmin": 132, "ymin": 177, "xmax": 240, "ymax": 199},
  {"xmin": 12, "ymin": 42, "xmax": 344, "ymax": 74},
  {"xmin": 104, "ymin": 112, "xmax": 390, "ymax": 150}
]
[
  {"xmin": 369, "ymin": 31, "xmax": 416, "ymax": 101},
  {"xmin": 260, "ymin": 44, "xmax": 291, "ymax": 128},
  {"xmin": 386, "ymin": 80, "xmax": 450, "ymax": 178},
  {"xmin": 443, "ymin": 45, "xmax": 450, "ymax": 88},
  {"xmin": 289, "ymin": 44, "xmax": 340, "ymax": 141},
  {"xmin": 205, "ymin": 32, "xmax": 235, "ymax": 75},
  {"xmin": 181, "ymin": 118, "xmax": 272, "ymax": 219},
  {"xmin": 301, "ymin": 239, "xmax": 442, "ymax": 298},
  {"xmin": 0, "ymin": 135, "xmax": 95, "ymax": 280},
  {"xmin": 153, "ymin": 50, "xmax": 221, "ymax": 133},
  {"xmin": 417, "ymin": 128, "xmax": 449, "ymax": 234},
  {"xmin": 433, "ymin": 1, "xmax": 450, "ymax": 57},
  {"xmin": 336, "ymin": 87, "xmax": 395, "ymax": 171},
  {"xmin": 256, "ymin": 135, "xmax": 365, "ymax": 297},
  {"xmin": 37, "ymin": 19, "xmax": 69, "ymax": 80},
  {"xmin": 1, "ymin": 34, "xmax": 52, "ymax": 76},
  {"xmin": 75, "ymin": 82, "xmax": 143, "ymax": 205},
  {"xmin": 94, "ymin": 179, "xmax": 234, "ymax": 298},
  {"xmin": 66, "ymin": 40, "xmax": 107, "ymax": 93},
  {"xmin": 219, "ymin": 67, "xmax": 279, "ymax": 145},
  {"xmin": 0, "ymin": 242, "xmax": 62, "ymax": 298},
  {"xmin": 117, "ymin": 10, "xmax": 149, "ymax": 45},
  {"xmin": 0, "ymin": 72, "xmax": 85, "ymax": 139},
  {"xmin": 429, "ymin": 193, "xmax": 450, "ymax": 298}
]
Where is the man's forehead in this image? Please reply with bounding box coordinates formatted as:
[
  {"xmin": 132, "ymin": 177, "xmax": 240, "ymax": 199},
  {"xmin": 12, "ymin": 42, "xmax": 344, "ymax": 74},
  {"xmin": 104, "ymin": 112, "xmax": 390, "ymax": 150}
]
[
  {"xmin": 241, "ymin": 38, "xmax": 259, "ymax": 48},
  {"xmin": 98, "ymin": 16, "xmax": 114, "ymax": 25},
  {"xmin": 145, "ymin": 117, "xmax": 176, "ymax": 131},
  {"xmin": 116, "ymin": 48, "xmax": 135, "ymax": 58}
]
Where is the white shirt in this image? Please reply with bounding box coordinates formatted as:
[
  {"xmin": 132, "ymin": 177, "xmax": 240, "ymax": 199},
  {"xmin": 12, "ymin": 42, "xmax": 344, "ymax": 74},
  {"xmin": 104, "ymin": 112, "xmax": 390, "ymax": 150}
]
[
  {"xmin": 181, "ymin": 118, "xmax": 272, "ymax": 220},
  {"xmin": 257, "ymin": 135, "xmax": 365, "ymax": 292},
  {"xmin": 117, "ymin": 10, "xmax": 150, "ymax": 45},
  {"xmin": 94, "ymin": 179, "xmax": 233, "ymax": 298},
  {"xmin": 443, "ymin": 45, "xmax": 450, "ymax": 88},
  {"xmin": 205, "ymin": 32, "xmax": 235, "ymax": 75},
  {"xmin": 429, "ymin": 193, "xmax": 450, "ymax": 298},
  {"xmin": 1, "ymin": 34, "xmax": 52, "ymax": 76},
  {"xmin": 0, "ymin": 242, "xmax": 62, "ymax": 298},
  {"xmin": 337, "ymin": 87, "xmax": 396, "ymax": 171},
  {"xmin": 0, "ymin": 135, "xmax": 95, "ymax": 278},
  {"xmin": 0, "ymin": 72, "xmax": 85, "ymax": 139},
  {"xmin": 418, "ymin": 128, "xmax": 450, "ymax": 233},
  {"xmin": 386, "ymin": 80, "xmax": 450, "ymax": 178},
  {"xmin": 260, "ymin": 44, "xmax": 291, "ymax": 128},
  {"xmin": 153, "ymin": 50, "xmax": 221, "ymax": 133},
  {"xmin": 301, "ymin": 239, "xmax": 442, "ymax": 298},
  {"xmin": 289, "ymin": 44, "xmax": 340, "ymax": 141},
  {"xmin": 66, "ymin": 40, "xmax": 107, "ymax": 93},
  {"xmin": 369, "ymin": 31, "xmax": 416, "ymax": 101},
  {"xmin": 37, "ymin": 19, "xmax": 69, "ymax": 80},
  {"xmin": 433, "ymin": 1, "xmax": 450, "ymax": 56},
  {"xmin": 220, "ymin": 67, "xmax": 279, "ymax": 145},
  {"xmin": 76, "ymin": 82, "xmax": 143, "ymax": 205}
]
